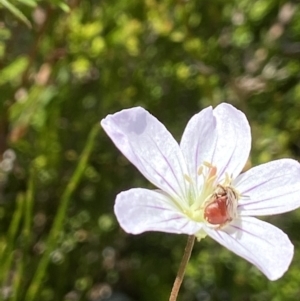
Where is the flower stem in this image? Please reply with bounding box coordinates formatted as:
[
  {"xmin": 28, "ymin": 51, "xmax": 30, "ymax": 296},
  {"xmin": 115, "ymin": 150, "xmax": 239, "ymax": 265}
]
[{"xmin": 169, "ymin": 235, "xmax": 195, "ymax": 301}]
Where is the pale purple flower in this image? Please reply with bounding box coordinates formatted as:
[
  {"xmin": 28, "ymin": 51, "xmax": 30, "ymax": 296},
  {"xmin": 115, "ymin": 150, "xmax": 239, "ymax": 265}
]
[{"xmin": 101, "ymin": 103, "xmax": 300, "ymax": 281}]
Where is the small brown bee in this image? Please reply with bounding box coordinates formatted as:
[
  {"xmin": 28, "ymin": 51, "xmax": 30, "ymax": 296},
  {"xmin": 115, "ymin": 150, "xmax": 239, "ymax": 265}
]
[{"xmin": 204, "ymin": 185, "xmax": 238, "ymax": 226}]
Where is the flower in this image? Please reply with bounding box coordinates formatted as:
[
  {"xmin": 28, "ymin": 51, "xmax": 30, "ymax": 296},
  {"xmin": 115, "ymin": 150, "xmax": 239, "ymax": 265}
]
[{"xmin": 101, "ymin": 103, "xmax": 300, "ymax": 281}]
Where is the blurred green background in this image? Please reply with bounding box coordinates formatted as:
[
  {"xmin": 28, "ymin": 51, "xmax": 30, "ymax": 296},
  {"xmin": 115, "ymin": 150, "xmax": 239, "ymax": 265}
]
[{"xmin": 1, "ymin": 0, "xmax": 300, "ymax": 300}]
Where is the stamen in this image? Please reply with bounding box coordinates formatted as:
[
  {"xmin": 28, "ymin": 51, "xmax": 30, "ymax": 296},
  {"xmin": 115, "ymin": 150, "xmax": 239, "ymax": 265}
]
[
  {"xmin": 208, "ymin": 166, "xmax": 217, "ymax": 179},
  {"xmin": 197, "ymin": 166, "xmax": 203, "ymax": 175},
  {"xmin": 202, "ymin": 161, "xmax": 213, "ymax": 168},
  {"xmin": 202, "ymin": 161, "xmax": 217, "ymax": 179},
  {"xmin": 206, "ymin": 175, "xmax": 216, "ymax": 185},
  {"xmin": 184, "ymin": 174, "xmax": 192, "ymax": 184},
  {"xmin": 224, "ymin": 173, "xmax": 232, "ymax": 185}
]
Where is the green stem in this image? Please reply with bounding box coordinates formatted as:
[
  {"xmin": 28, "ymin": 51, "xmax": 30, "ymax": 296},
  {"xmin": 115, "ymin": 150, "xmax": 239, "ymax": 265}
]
[
  {"xmin": 169, "ymin": 235, "xmax": 195, "ymax": 301},
  {"xmin": 11, "ymin": 252, "xmax": 24, "ymax": 301},
  {"xmin": 24, "ymin": 165, "xmax": 35, "ymax": 251},
  {"xmin": 0, "ymin": 193, "xmax": 24, "ymax": 284},
  {"xmin": 14, "ymin": 165, "xmax": 35, "ymax": 299},
  {"xmin": 25, "ymin": 124, "xmax": 99, "ymax": 301}
]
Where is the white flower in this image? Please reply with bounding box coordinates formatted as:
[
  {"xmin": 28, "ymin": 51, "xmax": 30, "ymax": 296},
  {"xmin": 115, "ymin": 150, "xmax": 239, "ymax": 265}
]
[{"xmin": 101, "ymin": 103, "xmax": 300, "ymax": 281}]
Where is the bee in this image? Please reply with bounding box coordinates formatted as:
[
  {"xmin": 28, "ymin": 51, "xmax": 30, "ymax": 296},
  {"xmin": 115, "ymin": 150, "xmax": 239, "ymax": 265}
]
[{"xmin": 204, "ymin": 185, "xmax": 238, "ymax": 226}]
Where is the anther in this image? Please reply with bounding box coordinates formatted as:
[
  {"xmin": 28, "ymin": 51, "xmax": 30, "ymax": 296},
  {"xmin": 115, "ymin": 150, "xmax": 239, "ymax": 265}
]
[
  {"xmin": 184, "ymin": 174, "xmax": 192, "ymax": 183},
  {"xmin": 197, "ymin": 166, "xmax": 203, "ymax": 175}
]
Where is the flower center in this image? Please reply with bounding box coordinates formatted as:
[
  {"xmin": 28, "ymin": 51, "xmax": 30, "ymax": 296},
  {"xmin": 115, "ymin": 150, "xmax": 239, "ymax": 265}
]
[{"xmin": 186, "ymin": 162, "xmax": 239, "ymax": 228}]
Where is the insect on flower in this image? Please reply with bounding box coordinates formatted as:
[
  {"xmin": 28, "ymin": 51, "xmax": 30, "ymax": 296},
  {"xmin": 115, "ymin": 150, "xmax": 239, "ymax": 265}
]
[
  {"xmin": 204, "ymin": 184, "xmax": 238, "ymax": 226},
  {"xmin": 101, "ymin": 102, "xmax": 300, "ymax": 280}
]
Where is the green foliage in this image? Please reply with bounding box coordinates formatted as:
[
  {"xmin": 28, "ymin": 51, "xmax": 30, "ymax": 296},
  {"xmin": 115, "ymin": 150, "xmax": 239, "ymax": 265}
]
[
  {"xmin": 0, "ymin": 0, "xmax": 32, "ymax": 27},
  {"xmin": 1, "ymin": 0, "xmax": 300, "ymax": 300}
]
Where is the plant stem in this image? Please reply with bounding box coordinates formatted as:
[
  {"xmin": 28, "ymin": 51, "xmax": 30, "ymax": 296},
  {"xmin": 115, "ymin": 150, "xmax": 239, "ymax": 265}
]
[
  {"xmin": 24, "ymin": 123, "xmax": 99, "ymax": 301},
  {"xmin": 0, "ymin": 193, "xmax": 24, "ymax": 284},
  {"xmin": 169, "ymin": 235, "xmax": 195, "ymax": 301}
]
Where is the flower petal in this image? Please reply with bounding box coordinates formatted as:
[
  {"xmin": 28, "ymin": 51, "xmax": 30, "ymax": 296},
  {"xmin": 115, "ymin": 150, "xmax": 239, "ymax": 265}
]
[
  {"xmin": 115, "ymin": 188, "xmax": 203, "ymax": 235},
  {"xmin": 235, "ymin": 159, "xmax": 300, "ymax": 216},
  {"xmin": 205, "ymin": 217, "xmax": 293, "ymax": 280},
  {"xmin": 212, "ymin": 103, "xmax": 251, "ymax": 179},
  {"xmin": 180, "ymin": 106, "xmax": 217, "ymax": 185},
  {"xmin": 101, "ymin": 107, "xmax": 189, "ymax": 201},
  {"xmin": 180, "ymin": 103, "xmax": 251, "ymax": 182}
]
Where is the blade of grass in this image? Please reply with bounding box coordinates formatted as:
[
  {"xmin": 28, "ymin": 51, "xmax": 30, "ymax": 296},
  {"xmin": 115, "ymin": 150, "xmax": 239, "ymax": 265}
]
[
  {"xmin": 16, "ymin": 0, "xmax": 37, "ymax": 7},
  {"xmin": 23, "ymin": 165, "xmax": 35, "ymax": 252},
  {"xmin": 0, "ymin": 193, "xmax": 25, "ymax": 285},
  {"xmin": 11, "ymin": 252, "xmax": 24, "ymax": 301},
  {"xmin": 25, "ymin": 124, "xmax": 99, "ymax": 301},
  {"xmin": 9, "ymin": 165, "xmax": 36, "ymax": 299},
  {"xmin": 0, "ymin": 0, "xmax": 31, "ymax": 28}
]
